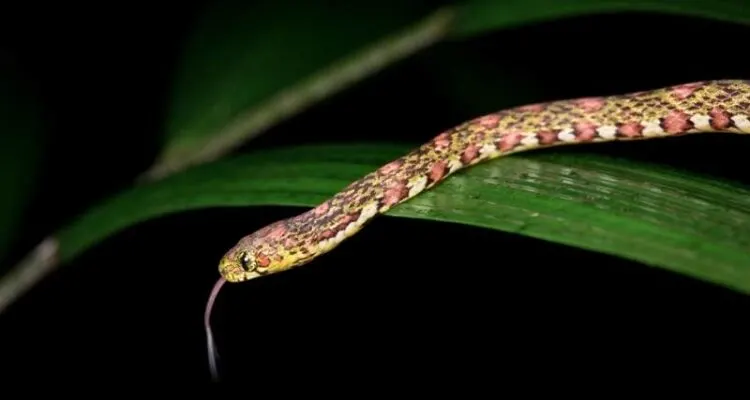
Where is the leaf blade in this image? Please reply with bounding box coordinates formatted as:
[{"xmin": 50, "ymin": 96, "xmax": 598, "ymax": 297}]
[
  {"xmin": 451, "ymin": 0, "xmax": 750, "ymax": 38},
  {"xmin": 144, "ymin": 0, "xmax": 750, "ymax": 181},
  {"xmin": 56, "ymin": 143, "xmax": 750, "ymax": 295},
  {"xmin": 143, "ymin": 2, "xmax": 452, "ymax": 180}
]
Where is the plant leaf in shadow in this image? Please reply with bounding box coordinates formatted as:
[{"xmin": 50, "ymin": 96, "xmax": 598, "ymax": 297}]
[{"xmin": 3, "ymin": 142, "xmax": 749, "ymax": 313}]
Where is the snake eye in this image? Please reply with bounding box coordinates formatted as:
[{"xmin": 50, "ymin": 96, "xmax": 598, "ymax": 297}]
[{"xmin": 237, "ymin": 251, "xmax": 254, "ymax": 272}]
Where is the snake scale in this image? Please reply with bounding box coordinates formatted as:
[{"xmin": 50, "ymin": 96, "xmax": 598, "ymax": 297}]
[{"xmin": 205, "ymin": 79, "xmax": 750, "ymax": 380}]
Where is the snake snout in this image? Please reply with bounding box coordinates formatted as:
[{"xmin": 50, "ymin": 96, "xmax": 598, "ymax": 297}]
[
  {"xmin": 218, "ymin": 258, "xmax": 242, "ymax": 281},
  {"xmin": 218, "ymin": 256, "xmax": 263, "ymax": 283}
]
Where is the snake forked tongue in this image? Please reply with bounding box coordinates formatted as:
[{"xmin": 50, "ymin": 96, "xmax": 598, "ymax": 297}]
[{"xmin": 205, "ymin": 277, "xmax": 227, "ymax": 382}]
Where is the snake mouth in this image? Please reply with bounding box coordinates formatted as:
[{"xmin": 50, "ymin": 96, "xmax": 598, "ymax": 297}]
[
  {"xmin": 237, "ymin": 270, "xmax": 262, "ymax": 282},
  {"xmin": 222, "ymin": 269, "xmax": 262, "ymax": 283},
  {"xmin": 224, "ymin": 268, "xmax": 262, "ymax": 282},
  {"xmin": 219, "ymin": 259, "xmax": 263, "ymax": 283}
]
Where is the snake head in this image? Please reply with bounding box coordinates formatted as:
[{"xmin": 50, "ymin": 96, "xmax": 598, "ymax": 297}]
[
  {"xmin": 218, "ymin": 221, "xmax": 312, "ymax": 283},
  {"xmin": 218, "ymin": 244, "xmax": 265, "ymax": 283}
]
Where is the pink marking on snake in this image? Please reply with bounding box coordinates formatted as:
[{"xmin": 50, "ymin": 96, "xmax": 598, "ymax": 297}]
[
  {"xmin": 433, "ymin": 132, "xmax": 451, "ymax": 149},
  {"xmin": 429, "ymin": 160, "xmax": 448, "ymax": 182},
  {"xmin": 461, "ymin": 144, "xmax": 480, "ymax": 163},
  {"xmin": 573, "ymin": 121, "xmax": 599, "ymax": 141},
  {"xmin": 476, "ymin": 114, "xmax": 500, "ymax": 128},
  {"xmin": 663, "ymin": 110, "xmax": 693, "ymax": 133},
  {"xmin": 537, "ymin": 130, "xmax": 559, "ymax": 144},
  {"xmin": 337, "ymin": 213, "xmax": 356, "ymax": 228},
  {"xmin": 268, "ymin": 224, "xmax": 287, "ymax": 240},
  {"xmin": 574, "ymin": 97, "xmax": 606, "ymax": 112},
  {"xmin": 312, "ymin": 202, "xmax": 329, "ymax": 216},
  {"xmin": 379, "ymin": 160, "xmax": 403, "ymax": 174},
  {"xmin": 517, "ymin": 103, "xmax": 546, "ymax": 113},
  {"xmin": 498, "ymin": 132, "xmax": 523, "ymax": 152},
  {"xmin": 709, "ymin": 107, "xmax": 732, "ymax": 129},
  {"xmin": 617, "ymin": 122, "xmax": 644, "ymax": 138},
  {"xmin": 670, "ymin": 82, "xmax": 704, "ymax": 99},
  {"xmin": 626, "ymin": 91, "xmax": 648, "ymax": 97},
  {"xmin": 257, "ymin": 254, "xmax": 270, "ymax": 268},
  {"xmin": 382, "ymin": 181, "xmax": 408, "ymax": 206}
]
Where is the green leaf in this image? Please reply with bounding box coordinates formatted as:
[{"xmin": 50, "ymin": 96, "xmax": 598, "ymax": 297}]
[
  {"xmin": 0, "ymin": 57, "xmax": 44, "ymax": 265},
  {"xmin": 140, "ymin": 0, "xmax": 750, "ymax": 182},
  {"xmin": 451, "ymin": 0, "xmax": 750, "ymax": 38},
  {"xmin": 17, "ymin": 143, "xmax": 750, "ymax": 298},
  {"xmin": 143, "ymin": 0, "xmax": 452, "ymax": 180}
]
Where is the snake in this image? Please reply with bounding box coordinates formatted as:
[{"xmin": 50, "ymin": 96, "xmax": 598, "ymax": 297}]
[{"xmin": 204, "ymin": 79, "xmax": 750, "ymax": 380}]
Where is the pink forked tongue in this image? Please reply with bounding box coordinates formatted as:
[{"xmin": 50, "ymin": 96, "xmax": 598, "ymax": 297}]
[{"xmin": 205, "ymin": 277, "xmax": 227, "ymax": 382}]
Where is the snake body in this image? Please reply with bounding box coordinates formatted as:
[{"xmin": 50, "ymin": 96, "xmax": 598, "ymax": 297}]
[
  {"xmin": 206, "ymin": 79, "xmax": 750, "ymax": 381},
  {"xmin": 217, "ymin": 79, "xmax": 750, "ymax": 282}
]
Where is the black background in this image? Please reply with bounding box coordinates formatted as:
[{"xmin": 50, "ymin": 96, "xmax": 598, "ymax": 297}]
[{"xmin": 1, "ymin": 1, "xmax": 749, "ymax": 385}]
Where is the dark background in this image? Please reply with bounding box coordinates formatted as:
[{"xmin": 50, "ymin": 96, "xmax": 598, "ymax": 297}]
[{"xmin": 1, "ymin": 1, "xmax": 749, "ymax": 384}]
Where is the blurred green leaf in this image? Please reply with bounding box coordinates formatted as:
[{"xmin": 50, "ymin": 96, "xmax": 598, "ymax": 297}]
[
  {"xmin": 144, "ymin": 0, "xmax": 450, "ymax": 180},
  {"xmin": 451, "ymin": 0, "xmax": 750, "ymax": 38},
  {"xmin": 7, "ymin": 0, "xmax": 750, "ymax": 311},
  {"xmin": 0, "ymin": 57, "xmax": 44, "ymax": 265},
  {"xmin": 143, "ymin": 0, "xmax": 750, "ymax": 181},
  {"xmin": 52, "ymin": 143, "xmax": 750, "ymax": 294}
]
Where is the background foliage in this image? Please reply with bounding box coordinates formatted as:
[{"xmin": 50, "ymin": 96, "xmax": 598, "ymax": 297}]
[{"xmin": 2, "ymin": 0, "xmax": 749, "ymax": 383}]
